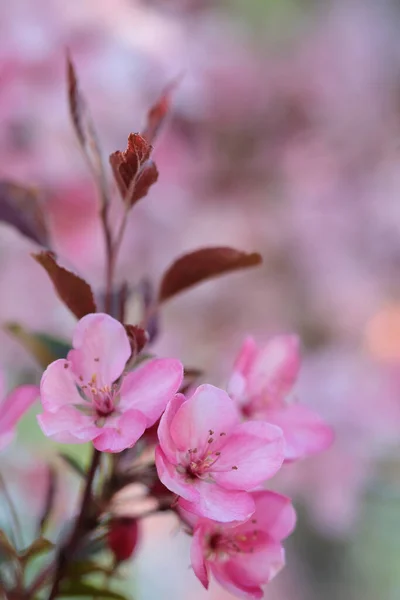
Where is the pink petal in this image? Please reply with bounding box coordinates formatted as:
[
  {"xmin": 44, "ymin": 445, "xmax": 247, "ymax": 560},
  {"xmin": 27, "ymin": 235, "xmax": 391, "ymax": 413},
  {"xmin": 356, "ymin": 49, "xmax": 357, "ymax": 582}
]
[
  {"xmin": 263, "ymin": 403, "xmax": 334, "ymax": 461},
  {"xmin": 68, "ymin": 313, "xmax": 131, "ymax": 387},
  {"xmin": 93, "ymin": 409, "xmax": 147, "ymax": 453},
  {"xmin": 191, "ymin": 526, "xmax": 209, "ymax": 589},
  {"xmin": 157, "ymin": 394, "xmax": 186, "ymax": 463},
  {"xmin": 0, "ymin": 385, "xmax": 39, "ymax": 433},
  {"xmin": 155, "ymin": 446, "xmax": 199, "ymax": 502},
  {"xmin": 249, "ymin": 335, "xmax": 300, "ymax": 401},
  {"xmin": 170, "ymin": 385, "xmax": 240, "ymax": 454},
  {"xmin": 41, "ymin": 359, "xmax": 84, "ymax": 412},
  {"xmin": 37, "ymin": 406, "xmax": 99, "ymax": 444},
  {"xmin": 233, "ymin": 337, "xmax": 258, "ymax": 376},
  {"xmin": 179, "ymin": 482, "xmax": 255, "ymax": 522},
  {"xmin": 213, "ymin": 541, "xmax": 285, "ymax": 594},
  {"xmin": 119, "ymin": 358, "xmax": 183, "ymax": 426},
  {"xmin": 237, "ymin": 491, "xmax": 296, "ymax": 541},
  {"xmin": 212, "ymin": 421, "xmax": 284, "ymax": 490},
  {"xmin": 211, "ymin": 562, "xmax": 263, "ymax": 599}
]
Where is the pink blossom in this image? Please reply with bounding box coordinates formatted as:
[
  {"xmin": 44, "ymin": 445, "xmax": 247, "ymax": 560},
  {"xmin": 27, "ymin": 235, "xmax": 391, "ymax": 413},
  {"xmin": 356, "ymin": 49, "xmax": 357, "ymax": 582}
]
[
  {"xmin": 228, "ymin": 336, "xmax": 333, "ymax": 462},
  {"xmin": 155, "ymin": 385, "xmax": 284, "ymax": 522},
  {"xmin": 190, "ymin": 490, "xmax": 296, "ymax": 599},
  {"xmin": 0, "ymin": 380, "xmax": 39, "ymax": 451},
  {"xmin": 37, "ymin": 313, "xmax": 183, "ymax": 453}
]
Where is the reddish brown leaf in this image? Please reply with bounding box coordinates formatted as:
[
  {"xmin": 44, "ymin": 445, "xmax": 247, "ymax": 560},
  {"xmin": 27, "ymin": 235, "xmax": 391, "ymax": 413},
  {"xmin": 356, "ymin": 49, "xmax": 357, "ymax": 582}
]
[
  {"xmin": 109, "ymin": 133, "xmax": 158, "ymax": 207},
  {"xmin": 158, "ymin": 247, "xmax": 262, "ymax": 303},
  {"xmin": 130, "ymin": 160, "xmax": 159, "ymax": 205},
  {"xmin": 67, "ymin": 54, "xmax": 108, "ymax": 207},
  {"xmin": 32, "ymin": 251, "xmax": 97, "ymax": 319},
  {"xmin": 142, "ymin": 80, "xmax": 178, "ymax": 144},
  {"xmin": 124, "ymin": 325, "xmax": 149, "ymax": 357},
  {"xmin": 0, "ymin": 181, "xmax": 49, "ymax": 246}
]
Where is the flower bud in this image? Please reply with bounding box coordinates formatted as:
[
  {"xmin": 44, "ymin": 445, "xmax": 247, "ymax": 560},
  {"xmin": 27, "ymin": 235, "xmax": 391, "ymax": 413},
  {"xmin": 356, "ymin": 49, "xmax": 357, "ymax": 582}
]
[{"xmin": 107, "ymin": 517, "xmax": 139, "ymax": 562}]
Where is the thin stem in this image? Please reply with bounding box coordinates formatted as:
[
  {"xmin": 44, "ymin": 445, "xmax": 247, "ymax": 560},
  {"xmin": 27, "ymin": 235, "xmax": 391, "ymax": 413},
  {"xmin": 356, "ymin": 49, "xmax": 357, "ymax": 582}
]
[
  {"xmin": 0, "ymin": 472, "xmax": 23, "ymax": 549},
  {"xmin": 100, "ymin": 203, "xmax": 114, "ymax": 314},
  {"xmin": 46, "ymin": 448, "xmax": 101, "ymax": 600}
]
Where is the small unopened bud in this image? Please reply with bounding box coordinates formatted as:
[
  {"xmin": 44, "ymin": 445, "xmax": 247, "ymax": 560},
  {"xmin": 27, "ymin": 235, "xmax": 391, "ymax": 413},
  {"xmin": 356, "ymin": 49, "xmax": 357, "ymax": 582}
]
[{"xmin": 107, "ymin": 517, "xmax": 139, "ymax": 562}]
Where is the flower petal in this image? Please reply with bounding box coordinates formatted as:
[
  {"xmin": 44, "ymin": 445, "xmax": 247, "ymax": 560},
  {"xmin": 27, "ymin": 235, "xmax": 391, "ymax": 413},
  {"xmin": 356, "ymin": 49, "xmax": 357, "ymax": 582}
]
[
  {"xmin": 37, "ymin": 406, "xmax": 99, "ymax": 444},
  {"xmin": 212, "ymin": 421, "xmax": 284, "ymax": 490},
  {"xmin": 238, "ymin": 491, "xmax": 296, "ymax": 541},
  {"xmin": 0, "ymin": 385, "xmax": 39, "ymax": 433},
  {"xmin": 93, "ymin": 409, "xmax": 147, "ymax": 453},
  {"xmin": 40, "ymin": 359, "xmax": 83, "ymax": 412},
  {"xmin": 210, "ymin": 562, "xmax": 263, "ymax": 599},
  {"xmin": 191, "ymin": 525, "xmax": 209, "ymax": 589},
  {"xmin": 157, "ymin": 394, "xmax": 186, "ymax": 463},
  {"xmin": 155, "ymin": 446, "xmax": 199, "ymax": 502},
  {"xmin": 170, "ymin": 385, "xmax": 240, "ymax": 454},
  {"xmin": 68, "ymin": 313, "xmax": 131, "ymax": 387},
  {"xmin": 119, "ymin": 358, "xmax": 183, "ymax": 426},
  {"xmin": 249, "ymin": 335, "xmax": 300, "ymax": 401},
  {"xmin": 212, "ymin": 540, "xmax": 285, "ymax": 596},
  {"xmin": 179, "ymin": 482, "xmax": 255, "ymax": 522},
  {"xmin": 233, "ymin": 337, "xmax": 258, "ymax": 376},
  {"xmin": 263, "ymin": 403, "xmax": 334, "ymax": 461}
]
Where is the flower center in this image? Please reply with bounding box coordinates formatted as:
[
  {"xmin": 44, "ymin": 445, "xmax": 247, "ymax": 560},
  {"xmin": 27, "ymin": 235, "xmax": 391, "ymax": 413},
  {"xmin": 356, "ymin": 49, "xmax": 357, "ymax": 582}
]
[
  {"xmin": 207, "ymin": 523, "xmax": 261, "ymax": 560},
  {"xmin": 177, "ymin": 429, "xmax": 238, "ymax": 482},
  {"xmin": 79, "ymin": 374, "xmax": 119, "ymax": 416}
]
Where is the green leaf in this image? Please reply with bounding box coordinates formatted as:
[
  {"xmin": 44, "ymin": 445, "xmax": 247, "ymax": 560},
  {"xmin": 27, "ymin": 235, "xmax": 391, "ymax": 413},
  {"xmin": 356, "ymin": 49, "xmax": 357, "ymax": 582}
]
[
  {"xmin": 59, "ymin": 580, "xmax": 129, "ymax": 599},
  {"xmin": 5, "ymin": 323, "xmax": 70, "ymax": 368},
  {"xmin": 66, "ymin": 560, "xmax": 115, "ymax": 578},
  {"xmin": 19, "ymin": 538, "xmax": 54, "ymax": 564},
  {"xmin": 0, "ymin": 530, "xmax": 17, "ymax": 560},
  {"xmin": 35, "ymin": 333, "xmax": 70, "ymax": 360},
  {"xmin": 58, "ymin": 453, "xmax": 87, "ymax": 479}
]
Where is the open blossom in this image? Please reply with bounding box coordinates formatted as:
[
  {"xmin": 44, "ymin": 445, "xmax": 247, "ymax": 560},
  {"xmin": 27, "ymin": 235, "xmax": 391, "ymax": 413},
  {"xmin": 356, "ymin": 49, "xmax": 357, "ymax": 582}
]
[
  {"xmin": 228, "ymin": 336, "xmax": 334, "ymax": 462},
  {"xmin": 0, "ymin": 380, "xmax": 39, "ymax": 451},
  {"xmin": 37, "ymin": 313, "xmax": 183, "ymax": 453},
  {"xmin": 155, "ymin": 385, "xmax": 284, "ymax": 522},
  {"xmin": 189, "ymin": 490, "xmax": 296, "ymax": 599}
]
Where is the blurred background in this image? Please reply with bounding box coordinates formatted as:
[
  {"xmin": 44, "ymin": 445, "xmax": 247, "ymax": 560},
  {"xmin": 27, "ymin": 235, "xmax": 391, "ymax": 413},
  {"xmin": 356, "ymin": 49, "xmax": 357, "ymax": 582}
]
[{"xmin": 1, "ymin": 0, "xmax": 400, "ymax": 598}]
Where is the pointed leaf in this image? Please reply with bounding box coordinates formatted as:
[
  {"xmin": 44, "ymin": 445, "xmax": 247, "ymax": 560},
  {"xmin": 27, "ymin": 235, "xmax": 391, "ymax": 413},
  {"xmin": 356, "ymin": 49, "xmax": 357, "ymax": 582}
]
[
  {"xmin": 67, "ymin": 54, "xmax": 109, "ymax": 208},
  {"xmin": 32, "ymin": 251, "xmax": 97, "ymax": 319},
  {"xmin": 59, "ymin": 580, "xmax": 128, "ymax": 599},
  {"xmin": 0, "ymin": 530, "xmax": 17, "ymax": 560},
  {"xmin": 5, "ymin": 323, "xmax": 61, "ymax": 369},
  {"xmin": 65, "ymin": 560, "xmax": 115, "ymax": 578},
  {"xmin": 58, "ymin": 453, "xmax": 86, "ymax": 479},
  {"xmin": 158, "ymin": 247, "xmax": 262, "ymax": 302},
  {"xmin": 19, "ymin": 538, "xmax": 54, "ymax": 564},
  {"xmin": 37, "ymin": 467, "xmax": 57, "ymax": 535},
  {"xmin": 142, "ymin": 80, "xmax": 178, "ymax": 143},
  {"xmin": 124, "ymin": 325, "xmax": 148, "ymax": 358},
  {"xmin": 5, "ymin": 324, "xmax": 70, "ymax": 368},
  {"xmin": 109, "ymin": 133, "xmax": 158, "ymax": 206},
  {"xmin": 0, "ymin": 180, "xmax": 49, "ymax": 246}
]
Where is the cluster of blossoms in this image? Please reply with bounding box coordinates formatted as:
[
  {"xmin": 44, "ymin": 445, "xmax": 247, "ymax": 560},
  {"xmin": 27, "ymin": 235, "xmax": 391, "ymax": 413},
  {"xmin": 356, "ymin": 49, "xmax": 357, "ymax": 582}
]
[
  {"xmin": 34, "ymin": 312, "xmax": 330, "ymax": 598},
  {"xmin": 0, "ymin": 58, "xmax": 333, "ymax": 600},
  {"xmin": 0, "ymin": 312, "xmax": 332, "ymax": 598}
]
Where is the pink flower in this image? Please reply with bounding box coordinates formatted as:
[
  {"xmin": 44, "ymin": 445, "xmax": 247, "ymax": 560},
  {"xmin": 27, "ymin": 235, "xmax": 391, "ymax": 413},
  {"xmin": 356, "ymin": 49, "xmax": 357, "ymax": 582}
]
[
  {"xmin": 155, "ymin": 385, "xmax": 284, "ymax": 522},
  {"xmin": 228, "ymin": 336, "xmax": 334, "ymax": 462},
  {"xmin": 0, "ymin": 381, "xmax": 39, "ymax": 451},
  {"xmin": 37, "ymin": 313, "xmax": 183, "ymax": 453},
  {"xmin": 190, "ymin": 490, "xmax": 296, "ymax": 599}
]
